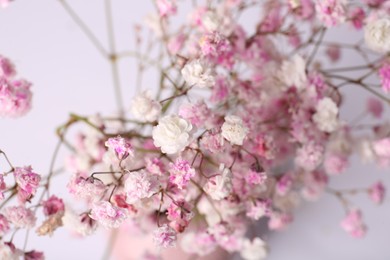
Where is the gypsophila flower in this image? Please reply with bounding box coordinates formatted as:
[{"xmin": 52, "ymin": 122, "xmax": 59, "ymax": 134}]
[
  {"xmin": 90, "ymin": 201, "xmax": 127, "ymax": 228},
  {"xmin": 181, "ymin": 59, "xmax": 215, "ymax": 88},
  {"xmin": 124, "ymin": 170, "xmax": 159, "ymax": 203},
  {"xmin": 105, "ymin": 136, "xmax": 134, "ymax": 160},
  {"xmin": 279, "ymin": 54, "xmax": 307, "ymax": 90},
  {"xmin": 240, "ymin": 237, "xmax": 268, "ymax": 260},
  {"xmin": 0, "ymin": 78, "xmax": 32, "ymax": 117},
  {"xmin": 205, "ymin": 164, "xmax": 233, "ymax": 200},
  {"xmin": 295, "ymin": 142, "xmax": 324, "ymax": 171},
  {"xmin": 130, "ymin": 90, "xmax": 161, "ymax": 122},
  {"xmin": 41, "ymin": 195, "xmax": 65, "ymax": 216},
  {"xmin": 13, "ymin": 166, "xmax": 40, "ymax": 200},
  {"xmin": 24, "ymin": 250, "xmax": 45, "ymax": 260},
  {"xmin": 312, "ymin": 97, "xmax": 339, "ymax": 133},
  {"xmin": 156, "ymin": 0, "xmax": 176, "ymax": 17},
  {"xmin": 0, "ymin": 55, "xmax": 15, "ymax": 77},
  {"xmin": 168, "ymin": 157, "xmax": 196, "ymax": 190},
  {"xmin": 340, "ymin": 209, "xmax": 367, "ymax": 238},
  {"xmin": 67, "ymin": 175, "xmax": 106, "ymax": 202},
  {"xmin": 153, "ymin": 224, "xmax": 177, "ymax": 248},
  {"xmin": 365, "ymin": 17, "xmax": 390, "ymax": 53},
  {"xmin": 379, "ymin": 63, "xmax": 390, "ymax": 93},
  {"xmin": 62, "ymin": 209, "xmax": 97, "ymax": 237},
  {"xmin": 366, "ymin": 97, "xmax": 383, "ymax": 118},
  {"xmin": 152, "ymin": 115, "xmax": 193, "ymax": 154},
  {"xmin": 368, "ymin": 181, "xmax": 385, "ymax": 204},
  {"xmin": 0, "ymin": 242, "xmax": 18, "ymax": 260},
  {"xmin": 221, "ymin": 115, "xmax": 248, "ymax": 146},
  {"xmin": 4, "ymin": 206, "xmax": 36, "ymax": 229},
  {"xmin": 0, "ymin": 214, "xmax": 10, "ymax": 237},
  {"xmin": 315, "ymin": 0, "xmax": 346, "ymax": 27}
]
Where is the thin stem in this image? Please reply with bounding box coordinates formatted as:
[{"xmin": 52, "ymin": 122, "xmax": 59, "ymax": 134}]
[{"xmin": 101, "ymin": 229, "xmax": 118, "ymax": 260}]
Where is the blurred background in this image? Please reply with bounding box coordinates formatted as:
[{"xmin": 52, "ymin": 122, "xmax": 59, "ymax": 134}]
[{"xmin": 0, "ymin": 1, "xmax": 389, "ymax": 259}]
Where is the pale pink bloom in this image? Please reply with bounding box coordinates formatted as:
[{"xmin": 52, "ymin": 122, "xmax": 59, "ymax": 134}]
[
  {"xmin": 210, "ymin": 77, "xmax": 229, "ymax": 103},
  {"xmin": 62, "ymin": 210, "xmax": 97, "ymax": 237},
  {"xmin": 145, "ymin": 157, "xmax": 165, "ymax": 175},
  {"xmin": 366, "ymin": 98, "xmax": 383, "ymax": 118},
  {"xmin": 153, "ymin": 224, "xmax": 177, "ymax": 248},
  {"xmin": 315, "ymin": 0, "xmax": 346, "ymax": 27},
  {"xmin": 208, "ymin": 222, "xmax": 243, "ymax": 252},
  {"xmin": 268, "ymin": 212, "xmax": 293, "ymax": 230},
  {"xmin": 276, "ymin": 174, "xmax": 293, "ymax": 196},
  {"xmin": 340, "ymin": 209, "xmax": 367, "ymax": 238},
  {"xmin": 291, "ymin": 0, "xmax": 315, "ymax": 20},
  {"xmin": 0, "ymin": 214, "xmax": 10, "ymax": 236},
  {"xmin": 379, "ymin": 63, "xmax": 390, "ymax": 93},
  {"xmin": 324, "ymin": 154, "xmax": 349, "ymax": 175},
  {"xmin": 325, "ymin": 44, "xmax": 341, "ymax": 63},
  {"xmin": 349, "ymin": 7, "xmax": 365, "ymax": 30},
  {"xmin": 254, "ymin": 135, "xmax": 275, "ymax": 160},
  {"xmin": 240, "ymin": 237, "xmax": 268, "ymax": 260},
  {"xmin": 3, "ymin": 206, "xmax": 36, "ymax": 228},
  {"xmin": 42, "ymin": 195, "xmax": 65, "ymax": 216},
  {"xmin": 90, "ymin": 201, "xmax": 127, "ymax": 228},
  {"xmin": 67, "ymin": 175, "xmax": 106, "ymax": 202},
  {"xmin": 105, "ymin": 136, "xmax": 134, "ymax": 160},
  {"xmin": 179, "ymin": 101, "xmax": 212, "ymax": 128},
  {"xmin": 295, "ymin": 142, "xmax": 324, "ymax": 171},
  {"xmin": 0, "ymin": 78, "xmax": 32, "ymax": 117},
  {"xmin": 245, "ymin": 169, "xmax": 267, "ymax": 186},
  {"xmin": 0, "ymin": 242, "xmax": 17, "ymax": 260},
  {"xmin": 259, "ymin": 4, "xmax": 282, "ymax": 33},
  {"xmin": 168, "ymin": 158, "xmax": 196, "ymax": 190},
  {"xmin": 24, "ymin": 250, "xmax": 45, "ymax": 260},
  {"xmin": 124, "ymin": 170, "xmax": 159, "ymax": 204},
  {"xmin": 301, "ymin": 170, "xmax": 328, "ymax": 201},
  {"xmin": 200, "ymin": 131, "xmax": 225, "ymax": 153},
  {"xmin": 168, "ymin": 33, "xmax": 185, "ymax": 54},
  {"xmin": 14, "ymin": 166, "xmax": 40, "ymax": 200},
  {"xmin": 368, "ymin": 181, "xmax": 385, "ymax": 204},
  {"xmin": 181, "ymin": 231, "xmax": 217, "ymax": 256},
  {"xmin": 221, "ymin": 115, "xmax": 249, "ymax": 146},
  {"xmin": 373, "ymin": 138, "xmax": 390, "ymax": 162},
  {"xmin": 0, "ymin": 55, "xmax": 15, "ymax": 77},
  {"xmin": 246, "ymin": 199, "xmax": 271, "ymax": 220},
  {"xmin": 167, "ymin": 200, "xmax": 193, "ymax": 222},
  {"xmin": 156, "ymin": 0, "xmax": 176, "ymax": 17},
  {"xmin": 199, "ymin": 32, "xmax": 234, "ymax": 68},
  {"xmin": 205, "ymin": 164, "xmax": 233, "ymax": 200}
]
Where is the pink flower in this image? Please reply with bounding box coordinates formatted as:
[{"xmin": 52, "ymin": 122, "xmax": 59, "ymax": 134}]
[
  {"xmin": 0, "ymin": 214, "xmax": 10, "ymax": 236},
  {"xmin": 325, "ymin": 44, "xmax": 341, "ymax": 63},
  {"xmin": 268, "ymin": 212, "xmax": 293, "ymax": 230},
  {"xmin": 0, "ymin": 78, "xmax": 32, "ymax": 117},
  {"xmin": 24, "ymin": 250, "xmax": 45, "ymax": 260},
  {"xmin": 200, "ymin": 131, "xmax": 225, "ymax": 153},
  {"xmin": 14, "ymin": 166, "xmax": 41, "ymax": 200},
  {"xmin": 276, "ymin": 174, "xmax": 293, "ymax": 196},
  {"xmin": 315, "ymin": 0, "xmax": 346, "ymax": 27},
  {"xmin": 145, "ymin": 157, "xmax": 166, "ymax": 175},
  {"xmin": 3, "ymin": 206, "xmax": 36, "ymax": 228},
  {"xmin": 245, "ymin": 169, "xmax": 267, "ymax": 186},
  {"xmin": 179, "ymin": 101, "xmax": 212, "ymax": 128},
  {"xmin": 156, "ymin": 0, "xmax": 176, "ymax": 17},
  {"xmin": 153, "ymin": 224, "xmax": 177, "ymax": 248},
  {"xmin": 340, "ymin": 209, "xmax": 367, "ymax": 238},
  {"xmin": 124, "ymin": 170, "xmax": 159, "ymax": 203},
  {"xmin": 301, "ymin": 170, "xmax": 328, "ymax": 201},
  {"xmin": 0, "ymin": 55, "xmax": 15, "ymax": 77},
  {"xmin": 373, "ymin": 138, "xmax": 390, "ymax": 163},
  {"xmin": 246, "ymin": 199, "xmax": 271, "ymax": 220},
  {"xmin": 366, "ymin": 98, "xmax": 383, "ymax": 118},
  {"xmin": 324, "ymin": 154, "xmax": 349, "ymax": 175},
  {"xmin": 105, "ymin": 136, "xmax": 134, "ymax": 160},
  {"xmin": 42, "ymin": 195, "xmax": 65, "ymax": 216},
  {"xmin": 295, "ymin": 142, "xmax": 324, "ymax": 171},
  {"xmin": 168, "ymin": 158, "xmax": 196, "ymax": 190},
  {"xmin": 368, "ymin": 181, "xmax": 385, "ymax": 204},
  {"xmin": 378, "ymin": 63, "xmax": 390, "ymax": 93},
  {"xmin": 67, "ymin": 175, "xmax": 106, "ymax": 202},
  {"xmin": 90, "ymin": 201, "xmax": 127, "ymax": 228},
  {"xmin": 349, "ymin": 7, "xmax": 365, "ymax": 30}
]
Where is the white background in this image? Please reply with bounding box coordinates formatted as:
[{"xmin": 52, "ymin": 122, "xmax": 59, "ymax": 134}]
[{"xmin": 0, "ymin": 1, "xmax": 389, "ymax": 259}]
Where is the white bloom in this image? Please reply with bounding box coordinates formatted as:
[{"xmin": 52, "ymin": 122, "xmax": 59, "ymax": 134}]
[
  {"xmin": 312, "ymin": 97, "xmax": 339, "ymax": 133},
  {"xmin": 201, "ymin": 11, "xmax": 220, "ymax": 32},
  {"xmin": 181, "ymin": 59, "xmax": 215, "ymax": 88},
  {"xmin": 62, "ymin": 207, "xmax": 97, "ymax": 237},
  {"xmin": 0, "ymin": 243, "xmax": 18, "ymax": 260},
  {"xmin": 221, "ymin": 115, "xmax": 248, "ymax": 145},
  {"xmin": 152, "ymin": 115, "xmax": 193, "ymax": 154},
  {"xmin": 358, "ymin": 139, "xmax": 375, "ymax": 163},
  {"xmin": 124, "ymin": 170, "xmax": 159, "ymax": 204},
  {"xmin": 365, "ymin": 17, "xmax": 390, "ymax": 53},
  {"xmin": 279, "ymin": 54, "xmax": 307, "ymax": 90},
  {"xmin": 205, "ymin": 164, "xmax": 233, "ymax": 200},
  {"xmin": 240, "ymin": 238, "xmax": 268, "ymax": 260},
  {"xmin": 130, "ymin": 90, "xmax": 161, "ymax": 122}
]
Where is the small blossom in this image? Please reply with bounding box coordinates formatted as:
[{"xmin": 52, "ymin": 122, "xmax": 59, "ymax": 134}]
[
  {"xmin": 340, "ymin": 209, "xmax": 367, "ymax": 238},
  {"xmin": 130, "ymin": 90, "xmax": 161, "ymax": 122},
  {"xmin": 349, "ymin": 7, "xmax": 365, "ymax": 30},
  {"xmin": 124, "ymin": 170, "xmax": 159, "ymax": 204},
  {"xmin": 168, "ymin": 157, "xmax": 196, "ymax": 190},
  {"xmin": 179, "ymin": 101, "xmax": 212, "ymax": 128},
  {"xmin": 205, "ymin": 164, "xmax": 233, "ymax": 200},
  {"xmin": 4, "ymin": 206, "xmax": 36, "ymax": 229},
  {"xmin": 373, "ymin": 138, "xmax": 390, "ymax": 161},
  {"xmin": 325, "ymin": 44, "xmax": 341, "ymax": 63},
  {"xmin": 90, "ymin": 201, "xmax": 127, "ymax": 228},
  {"xmin": 105, "ymin": 136, "xmax": 134, "ymax": 160},
  {"xmin": 152, "ymin": 224, "xmax": 177, "ymax": 248},
  {"xmin": 268, "ymin": 212, "xmax": 293, "ymax": 230},
  {"xmin": 0, "ymin": 55, "xmax": 15, "ymax": 77},
  {"xmin": 221, "ymin": 115, "xmax": 248, "ymax": 146},
  {"xmin": 295, "ymin": 142, "xmax": 324, "ymax": 171},
  {"xmin": 200, "ymin": 131, "xmax": 225, "ymax": 153},
  {"xmin": 0, "ymin": 78, "xmax": 32, "ymax": 117},
  {"xmin": 276, "ymin": 174, "xmax": 293, "ymax": 196},
  {"xmin": 379, "ymin": 63, "xmax": 390, "ymax": 93},
  {"xmin": 67, "ymin": 176, "xmax": 106, "ymax": 202},
  {"xmin": 24, "ymin": 250, "xmax": 45, "ymax": 260},
  {"xmin": 181, "ymin": 231, "xmax": 217, "ymax": 256},
  {"xmin": 246, "ymin": 199, "xmax": 271, "ymax": 220},
  {"xmin": 62, "ymin": 210, "xmax": 97, "ymax": 237},
  {"xmin": 156, "ymin": 0, "xmax": 176, "ymax": 17},
  {"xmin": 315, "ymin": 0, "xmax": 346, "ymax": 27},
  {"xmin": 152, "ymin": 115, "xmax": 193, "ymax": 154},
  {"xmin": 245, "ymin": 169, "xmax": 267, "ymax": 186},
  {"xmin": 324, "ymin": 153, "xmax": 349, "ymax": 175},
  {"xmin": 0, "ymin": 214, "xmax": 10, "ymax": 236},
  {"xmin": 14, "ymin": 166, "xmax": 40, "ymax": 198},
  {"xmin": 240, "ymin": 237, "xmax": 268, "ymax": 260},
  {"xmin": 312, "ymin": 97, "xmax": 339, "ymax": 132},
  {"xmin": 181, "ymin": 59, "xmax": 215, "ymax": 88},
  {"xmin": 279, "ymin": 54, "xmax": 307, "ymax": 90},
  {"xmin": 0, "ymin": 242, "xmax": 18, "ymax": 260},
  {"xmin": 368, "ymin": 181, "xmax": 385, "ymax": 204},
  {"xmin": 145, "ymin": 157, "xmax": 165, "ymax": 175},
  {"xmin": 366, "ymin": 97, "xmax": 383, "ymax": 118},
  {"xmin": 365, "ymin": 17, "xmax": 390, "ymax": 53},
  {"xmin": 201, "ymin": 11, "xmax": 220, "ymax": 32},
  {"xmin": 41, "ymin": 195, "xmax": 65, "ymax": 216}
]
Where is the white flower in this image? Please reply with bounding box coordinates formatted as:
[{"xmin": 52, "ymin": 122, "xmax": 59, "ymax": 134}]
[
  {"xmin": 201, "ymin": 11, "xmax": 220, "ymax": 32},
  {"xmin": 124, "ymin": 170, "xmax": 159, "ymax": 204},
  {"xmin": 181, "ymin": 59, "xmax": 215, "ymax": 88},
  {"xmin": 205, "ymin": 164, "xmax": 233, "ymax": 200},
  {"xmin": 0, "ymin": 242, "xmax": 18, "ymax": 260},
  {"xmin": 365, "ymin": 17, "xmax": 390, "ymax": 53},
  {"xmin": 130, "ymin": 90, "xmax": 161, "ymax": 122},
  {"xmin": 279, "ymin": 54, "xmax": 307, "ymax": 90},
  {"xmin": 152, "ymin": 115, "xmax": 193, "ymax": 154},
  {"xmin": 240, "ymin": 238, "xmax": 268, "ymax": 260},
  {"xmin": 221, "ymin": 115, "xmax": 248, "ymax": 145},
  {"xmin": 312, "ymin": 97, "xmax": 339, "ymax": 133},
  {"xmin": 62, "ymin": 207, "xmax": 97, "ymax": 237}
]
